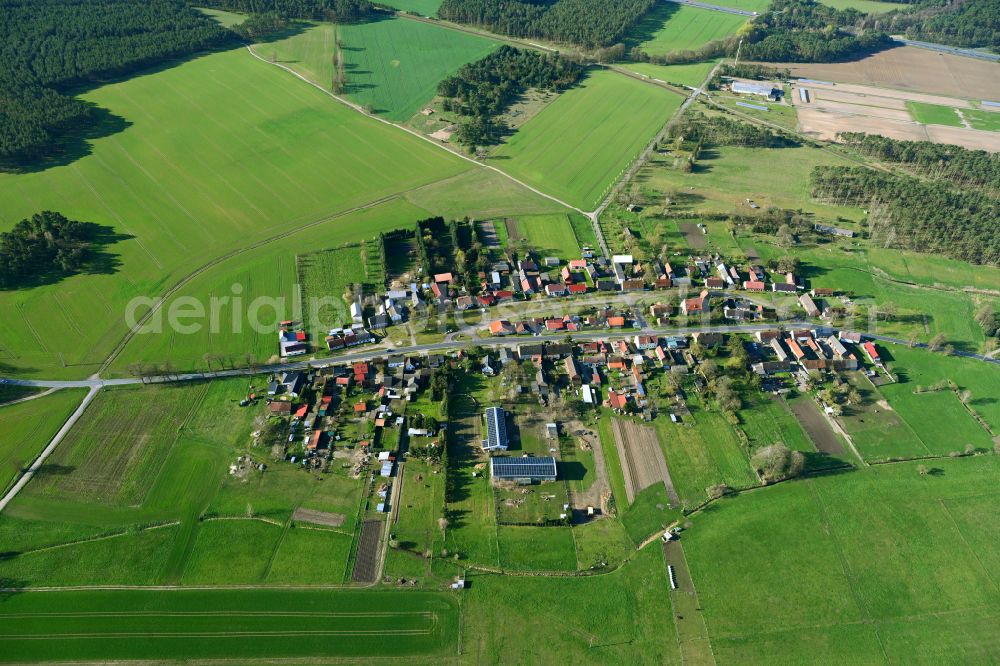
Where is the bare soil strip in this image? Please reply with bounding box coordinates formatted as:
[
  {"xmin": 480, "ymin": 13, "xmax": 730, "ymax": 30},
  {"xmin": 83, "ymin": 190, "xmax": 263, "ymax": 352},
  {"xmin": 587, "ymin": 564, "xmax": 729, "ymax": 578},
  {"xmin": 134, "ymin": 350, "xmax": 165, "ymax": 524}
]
[
  {"xmin": 292, "ymin": 508, "xmax": 346, "ymax": 528},
  {"xmin": 787, "ymin": 398, "xmax": 846, "ymax": 457},
  {"xmin": 612, "ymin": 419, "xmax": 679, "ymax": 506},
  {"xmin": 679, "ymin": 222, "xmax": 706, "ymax": 249},
  {"xmin": 350, "ymin": 519, "xmax": 382, "ymax": 583},
  {"xmin": 759, "ymin": 46, "xmax": 1000, "ymax": 100}
]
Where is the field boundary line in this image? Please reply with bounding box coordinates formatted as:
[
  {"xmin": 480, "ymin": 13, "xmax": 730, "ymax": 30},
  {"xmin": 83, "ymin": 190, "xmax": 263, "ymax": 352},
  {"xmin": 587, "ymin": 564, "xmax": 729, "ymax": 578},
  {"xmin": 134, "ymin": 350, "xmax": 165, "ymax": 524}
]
[
  {"xmin": 4, "ymin": 521, "xmax": 179, "ymax": 558},
  {"xmin": 244, "ymin": 44, "xmax": 589, "ymax": 218}
]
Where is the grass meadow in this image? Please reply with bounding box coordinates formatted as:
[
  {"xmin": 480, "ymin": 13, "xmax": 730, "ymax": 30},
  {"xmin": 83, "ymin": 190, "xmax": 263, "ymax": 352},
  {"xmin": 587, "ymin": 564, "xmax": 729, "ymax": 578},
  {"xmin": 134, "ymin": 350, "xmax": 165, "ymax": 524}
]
[
  {"xmin": 819, "ymin": 0, "xmax": 900, "ymax": 11},
  {"xmin": 624, "ymin": 60, "xmax": 718, "ymax": 88},
  {"xmin": 0, "ymin": 47, "xmax": 473, "ymax": 379},
  {"xmin": 514, "ymin": 213, "xmax": 584, "ymax": 259},
  {"xmin": 492, "ymin": 69, "xmax": 684, "ymax": 210},
  {"xmin": 630, "ymin": 5, "xmax": 747, "ymax": 57},
  {"xmin": 0, "ymin": 589, "xmax": 458, "ymax": 662},
  {"xmin": 654, "ymin": 402, "xmax": 758, "ymax": 504},
  {"xmin": 462, "ymin": 545, "xmax": 681, "ymax": 663},
  {"xmin": 0, "ymin": 389, "xmax": 86, "ymax": 493},
  {"xmin": 497, "ymin": 526, "xmax": 578, "ymax": 571},
  {"xmin": 686, "ymin": 456, "xmax": 1000, "ymax": 663},
  {"xmin": 644, "ymin": 143, "xmax": 863, "ymax": 221},
  {"xmin": 906, "ymin": 101, "xmax": 964, "ymax": 127},
  {"xmin": 966, "ymin": 108, "xmax": 1000, "ymax": 132}
]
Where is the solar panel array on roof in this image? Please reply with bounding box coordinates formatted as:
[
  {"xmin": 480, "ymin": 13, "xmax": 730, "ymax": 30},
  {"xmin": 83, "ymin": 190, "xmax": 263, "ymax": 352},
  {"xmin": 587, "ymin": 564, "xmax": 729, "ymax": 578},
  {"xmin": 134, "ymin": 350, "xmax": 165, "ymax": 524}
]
[
  {"xmin": 490, "ymin": 456, "xmax": 557, "ymax": 481},
  {"xmin": 483, "ymin": 406, "xmax": 508, "ymax": 451}
]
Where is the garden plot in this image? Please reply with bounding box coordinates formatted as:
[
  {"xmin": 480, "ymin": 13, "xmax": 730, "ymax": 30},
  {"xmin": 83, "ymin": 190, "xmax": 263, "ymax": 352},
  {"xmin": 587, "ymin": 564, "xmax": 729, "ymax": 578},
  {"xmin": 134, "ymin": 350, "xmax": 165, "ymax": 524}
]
[{"xmin": 611, "ymin": 418, "xmax": 678, "ymax": 506}]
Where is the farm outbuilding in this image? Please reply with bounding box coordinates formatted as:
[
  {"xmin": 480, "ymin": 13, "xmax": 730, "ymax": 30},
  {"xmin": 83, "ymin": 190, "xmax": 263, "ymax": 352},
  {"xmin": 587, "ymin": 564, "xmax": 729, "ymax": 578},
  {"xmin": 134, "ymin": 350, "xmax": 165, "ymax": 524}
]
[
  {"xmin": 490, "ymin": 456, "xmax": 557, "ymax": 482},
  {"xmin": 731, "ymin": 80, "xmax": 780, "ymax": 99}
]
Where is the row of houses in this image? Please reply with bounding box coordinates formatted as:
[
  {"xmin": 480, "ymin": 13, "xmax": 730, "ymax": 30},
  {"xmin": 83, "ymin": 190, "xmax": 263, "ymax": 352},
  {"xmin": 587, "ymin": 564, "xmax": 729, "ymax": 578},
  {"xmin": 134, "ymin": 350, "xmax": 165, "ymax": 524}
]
[{"xmin": 751, "ymin": 329, "xmax": 872, "ymax": 375}]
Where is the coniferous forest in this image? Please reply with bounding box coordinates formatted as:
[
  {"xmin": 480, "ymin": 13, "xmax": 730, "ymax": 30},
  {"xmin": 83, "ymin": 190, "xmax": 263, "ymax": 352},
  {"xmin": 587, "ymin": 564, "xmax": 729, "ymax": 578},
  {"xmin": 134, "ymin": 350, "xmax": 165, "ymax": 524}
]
[
  {"xmin": 437, "ymin": 0, "xmax": 657, "ymax": 48},
  {"xmin": 0, "ymin": 0, "xmax": 232, "ymax": 165},
  {"xmin": 437, "ymin": 46, "xmax": 584, "ymax": 147}
]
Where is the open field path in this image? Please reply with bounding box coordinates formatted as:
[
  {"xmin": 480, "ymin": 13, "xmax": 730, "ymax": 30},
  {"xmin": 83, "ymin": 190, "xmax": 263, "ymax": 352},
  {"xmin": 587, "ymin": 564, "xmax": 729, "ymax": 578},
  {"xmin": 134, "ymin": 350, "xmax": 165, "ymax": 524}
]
[
  {"xmin": 245, "ymin": 44, "xmax": 589, "ymax": 219},
  {"xmin": 0, "ymin": 386, "xmax": 98, "ymax": 513}
]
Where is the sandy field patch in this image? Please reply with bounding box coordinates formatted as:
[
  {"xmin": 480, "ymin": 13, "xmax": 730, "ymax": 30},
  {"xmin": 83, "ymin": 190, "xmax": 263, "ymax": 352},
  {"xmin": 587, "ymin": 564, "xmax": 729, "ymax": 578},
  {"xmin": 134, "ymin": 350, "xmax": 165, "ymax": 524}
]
[
  {"xmin": 809, "ymin": 89, "xmax": 908, "ymax": 110},
  {"xmin": 806, "ymin": 98, "xmax": 913, "ymax": 122},
  {"xmin": 924, "ymin": 125, "xmax": 1000, "ymax": 151},
  {"xmin": 796, "ymin": 107, "xmax": 928, "ymax": 142},
  {"xmin": 756, "ymin": 46, "xmax": 1000, "ymax": 100}
]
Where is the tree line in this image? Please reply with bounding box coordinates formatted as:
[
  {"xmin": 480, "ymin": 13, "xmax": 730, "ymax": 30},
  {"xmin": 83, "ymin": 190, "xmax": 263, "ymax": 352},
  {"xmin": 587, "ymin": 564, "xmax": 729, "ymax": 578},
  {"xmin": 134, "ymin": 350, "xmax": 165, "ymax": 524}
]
[
  {"xmin": 1, "ymin": 0, "xmax": 233, "ymax": 165},
  {"xmin": 437, "ymin": 45, "xmax": 584, "ymax": 149},
  {"xmin": 194, "ymin": 0, "xmax": 375, "ymax": 22},
  {"xmin": 437, "ymin": 0, "xmax": 657, "ymax": 48},
  {"xmin": 0, "ymin": 211, "xmax": 97, "ymax": 288},
  {"xmin": 670, "ymin": 112, "xmax": 798, "ymax": 149},
  {"xmin": 810, "ymin": 166, "xmax": 1000, "ymax": 266},
  {"xmin": 860, "ymin": 0, "xmax": 1000, "ymax": 53},
  {"xmin": 837, "ymin": 132, "xmax": 1000, "ymax": 191},
  {"xmin": 630, "ymin": 0, "xmax": 893, "ymax": 64}
]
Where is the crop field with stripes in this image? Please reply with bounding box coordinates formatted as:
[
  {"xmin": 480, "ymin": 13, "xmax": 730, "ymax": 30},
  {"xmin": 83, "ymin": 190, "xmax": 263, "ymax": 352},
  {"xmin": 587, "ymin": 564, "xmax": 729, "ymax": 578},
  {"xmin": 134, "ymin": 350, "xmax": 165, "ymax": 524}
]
[{"xmin": 0, "ymin": 589, "xmax": 458, "ymax": 663}]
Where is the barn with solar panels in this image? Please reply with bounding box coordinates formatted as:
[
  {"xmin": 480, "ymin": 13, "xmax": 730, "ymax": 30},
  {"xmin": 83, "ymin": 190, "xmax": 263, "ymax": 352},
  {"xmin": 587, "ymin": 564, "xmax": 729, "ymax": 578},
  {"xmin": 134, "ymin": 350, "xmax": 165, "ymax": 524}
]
[
  {"xmin": 490, "ymin": 456, "xmax": 558, "ymax": 484},
  {"xmin": 482, "ymin": 406, "xmax": 509, "ymax": 452}
]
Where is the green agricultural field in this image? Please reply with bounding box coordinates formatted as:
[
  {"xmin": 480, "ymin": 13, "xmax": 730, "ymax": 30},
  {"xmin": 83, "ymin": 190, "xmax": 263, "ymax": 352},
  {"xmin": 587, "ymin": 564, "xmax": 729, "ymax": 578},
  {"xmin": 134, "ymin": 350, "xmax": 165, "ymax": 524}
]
[
  {"xmin": 384, "ymin": 459, "xmax": 446, "ymax": 581},
  {"xmin": 181, "ymin": 519, "xmax": 284, "ymax": 584},
  {"xmin": 0, "ymin": 389, "xmax": 85, "ymax": 493},
  {"xmin": 497, "ymin": 525, "xmax": 577, "ymax": 571},
  {"xmin": 879, "ymin": 384, "xmax": 993, "ymax": 457},
  {"xmin": 0, "ymin": 589, "xmax": 458, "ymax": 663},
  {"xmin": 29, "ymin": 384, "xmax": 206, "ymax": 507},
  {"xmin": 836, "ymin": 374, "xmax": 925, "ymax": 461},
  {"xmin": 463, "ymin": 545, "xmax": 681, "ymax": 663},
  {"xmin": 492, "ymin": 69, "xmax": 684, "ymax": 210},
  {"xmin": 906, "ymin": 101, "xmax": 964, "ymax": 127},
  {"xmin": 620, "ymin": 483, "xmax": 680, "ymax": 546},
  {"xmin": 630, "ymin": 5, "xmax": 747, "ymax": 57},
  {"xmin": 0, "ymin": 47, "xmax": 473, "ymax": 379},
  {"xmin": 965, "ymin": 108, "xmax": 1000, "ymax": 132},
  {"xmin": 624, "ymin": 60, "xmax": 718, "ymax": 88},
  {"xmin": 256, "ymin": 21, "xmax": 337, "ymax": 87},
  {"xmin": 598, "ymin": 414, "xmax": 630, "ymax": 510},
  {"xmin": 377, "ymin": 0, "xmax": 443, "ymax": 15},
  {"xmin": 685, "ymin": 457, "xmax": 1000, "ymax": 663},
  {"xmin": 514, "ymin": 214, "xmax": 584, "ymax": 259},
  {"xmin": 340, "ymin": 17, "xmax": 499, "ymax": 121}
]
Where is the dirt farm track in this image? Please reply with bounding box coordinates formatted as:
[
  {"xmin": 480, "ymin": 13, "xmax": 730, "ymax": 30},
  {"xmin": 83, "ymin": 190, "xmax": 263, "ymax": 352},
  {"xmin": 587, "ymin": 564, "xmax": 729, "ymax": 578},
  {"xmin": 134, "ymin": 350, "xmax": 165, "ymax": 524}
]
[{"xmin": 756, "ymin": 46, "xmax": 1000, "ymax": 101}]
